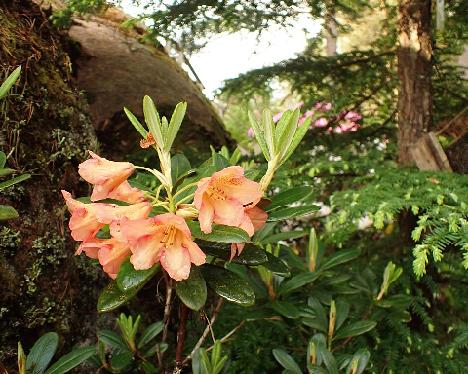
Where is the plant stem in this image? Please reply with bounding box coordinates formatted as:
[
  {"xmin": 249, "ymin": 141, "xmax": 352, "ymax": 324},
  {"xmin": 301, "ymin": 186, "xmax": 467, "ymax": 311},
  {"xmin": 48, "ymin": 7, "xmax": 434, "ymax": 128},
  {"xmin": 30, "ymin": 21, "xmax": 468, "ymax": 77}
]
[
  {"xmin": 175, "ymin": 304, "xmax": 190, "ymax": 368},
  {"xmin": 181, "ymin": 298, "xmax": 223, "ymax": 366},
  {"xmin": 158, "ymin": 274, "xmax": 173, "ymax": 368}
]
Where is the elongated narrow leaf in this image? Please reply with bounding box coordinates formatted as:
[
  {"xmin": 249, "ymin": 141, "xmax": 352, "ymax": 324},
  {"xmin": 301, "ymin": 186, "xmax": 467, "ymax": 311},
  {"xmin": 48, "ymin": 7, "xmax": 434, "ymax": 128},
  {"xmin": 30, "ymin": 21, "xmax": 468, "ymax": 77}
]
[
  {"xmin": 176, "ymin": 267, "xmax": 207, "ymax": 311},
  {"xmin": 260, "ymin": 230, "xmax": 307, "ymax": 244},
  {"xmin": 26, "ymin": 332, "xmax": 59, "ymax": 374},
  {"xmin": 143, "ymin": 95, "xmax": 164, "ymax": 146},
  {"xmin": 165, "ymin": 102, "xmax": 187, "ymax": 150},
  {"xmin": 110, "ymin": 351, "xmax": 133, "ymax": 371},
  {"xmin": 0, "ymin": 66, "xmax": 21, "ymax": 99},
  {"xmin": 44, "ymin": 347, "xmax": 95, "ymax": 374},
  {"xmin": 116, "ymin": 260, "xmax": 159, "ymax": 292},
  {"xmin": 202, "ymin": 265, "xmax": 255, "ymax": 306},
  {"xmin": 0, "ymin": 168, "xmax": 15, "ymax": 177},
  {"xmin": 0, "ymin": 151, "xmax": 6, "ymax": 168},
  {"xmin": 274, "ymin": 110, "xmax": 292, "ymax": 144},
  {"xmin": 171, "ymin": 153, "xmax": 191, "ymax": 182},
  {"xmin": 277, "ymin": 109, "xmax": 300, "ymax": 160},
  {"xmin": 278, "ymin": 272, "xmax": 320, "ymax": 295},
  {"xmin": 187, "ymin": 221, "xmax": 250, "ymax": 243},
  {"xmin": 266, "ymin": 186, "xmax": 313, "ymax": 210},
  {"xmin": 334, "ymin": 321, "xmax": 377, "ymax": 340},
  {"xmin": 272, "ymin": 349, "xmax": 302, "ymax": 374},
  {"xmin": 267, "ymin": 205, "xmax": 320, "ymax": 222},
  {"xmin": 97, "ymin": 330, "xmax": 128, "ymax": 351},
  {"xmin": 262, "ymin": 109, "xmax": 275, "ymax": 157},
  {"xmin": 138, "ymin": 321, "xmax": 163, "ymax": 349},
  {"xmin": 123, "ymin": 107, "xmax": 147, "ymax": 138},
  {"xmin": 282, "ymin": 117, "xmax": 311, "ymax": 163},
  {"xmin": 320, "ymin": 249, "xmax": 360, "ymax": 271},
  {"xmin": 261, "ymin": 252, "xmax": 290, "ymax": 276},
  {"xmin": 0, "ymin": 205, "xmax": 19, "ymax": 220},
  {"xmin": 0, "ymin": 173, "xmax": 31, "ymax": 190},
  {"xmin": 97, "ymin": 282, "xmax": 137, "ymax": 313},
  {"xmin": 248, "ymin": 111, "xmax": 270, "ymax": 160},
  {"xmin": 270, "ymin": 301, "xmax": 301, "ymax": 319}
]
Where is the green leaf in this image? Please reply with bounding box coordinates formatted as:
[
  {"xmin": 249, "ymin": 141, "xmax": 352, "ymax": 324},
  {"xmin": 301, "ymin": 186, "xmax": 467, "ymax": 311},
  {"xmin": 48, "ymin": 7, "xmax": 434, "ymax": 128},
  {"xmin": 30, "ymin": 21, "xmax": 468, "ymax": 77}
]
[
  {"xmin": 143, "ymin": 95, "xmax": 164, "ymax": 146},
  {"xmin": 197, "ymin": 241, "xmax": 268, "ymax": 265},
  {"xmin": 165, "ymin": 102, "xmax": 187, "ymax": 150},
  {"xmin": 278, "ymin": 272, "xmax": 320, "ymax": 295},
  {"xmin": 335, "ymin": 300, "xmax": 350, "ymax": 330},
  {"xmin": 272, "ymin": 349, "xmax": 302, "ymax": 374},
  {"xmin": 261, "ymin": 252, "xmax": 290, "ymax": 276},
  {"xmin": 110, "ymin": 351, "xmax": 133, "ymax": 371},
  {"xmin": 282, "ymin": 117, "xmax": 311, "ymax": 163},
  {"xmin": 262, "ymin": 109, "xmax": 276, "ymax": 157},
  {"xmin": 320, "ymin": 249, "xmax": 360, "ymax": 271},
  {"xmin": 334, "ymin": 320, "xmax": 377, "ymax": 340},
  {"xmin": 202, "ymin": 265, "xmax": 255, "ymax": 306},
  {"xmin": 97, "ymin": 330, "xmax": 128, "ymax": 351},
  {"xmin": 277, "ymin": 109, "xmax": 300, "ymax": 160},
  {"xmin": 266, "ymin": 186, "xmax": 313, "ymax": 210},
  {"xmin": 187, "ymin": 221, "xmax": 250, "ymax": 243},
  {"xmin": 0, "ymin": 66, "xmax": 21, "ymax": 100},
  {"xmin": 0, "ymin": 152, "xmax": 6, "ymax": 168},
  {"xmin": 123, "ymin": 107, "xmax": 147, "ymax": 138},
  {"xmin": 44, "ymin": 347, "xmax": 95, "ymax": 374},
  {"xmin": 0, "ymin": 168, "xmax": 15, "ymax": 177},
  {"xmin": 26, "ymin": 332, "xmax": 59, "ymax": 374},
  {"xmin": 116, "ymin": 259, "xmax": 159, "ymax": 292},
  {"xmin": 212, "ymin": 153, "xmax": 230, "ymax": 170},
  {"xmin": 259, "ymin": 230, "xmax": 307, "ymax": 244},
  {"xmin": 97, "ymin": 282, "xmax": 137, "ymax": 313},
  {"xmin": 270, "ymin": 301, "xmax": 301, "ymax": 319},
  {"xmin": 176, "ymin": 267, "xmax": 207, "ymax": 311},
  {"xmin": 171, "ymin": 153, "xmax": 191, "ymax": 182},
  {"xmin": 0, "ymin": 205, "xmax": 19, "ymax": 220},
  {"xmin": 0, "ymin": 173, "xmax": 31, "ymax": 190},
  {"xmin": 267, "ymin": 205, "xmax": 320, "ymax": 221},
  {"xmin": 248, "ymin": 111, "xmax": 270, "ymax": 161},
  {"xmin": 138, "ymin": 321, "xmax": 163, "ymax": 349}
]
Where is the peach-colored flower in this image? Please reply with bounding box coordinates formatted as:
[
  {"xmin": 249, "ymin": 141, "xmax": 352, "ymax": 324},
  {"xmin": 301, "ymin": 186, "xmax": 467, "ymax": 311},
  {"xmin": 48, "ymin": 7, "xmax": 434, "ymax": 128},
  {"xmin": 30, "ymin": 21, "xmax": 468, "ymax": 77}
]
[
  {"xmin": 76, "ymin": 238, "xmax": 131, "ymax": 279},
  {"xmin": 78, "ymin": 151, "xmax": 135, "ymax": 201},
  {"xmin": 194, "ymin": 166, "xmax": 263, "ymax": 234},
  {"xmin": 107, "ymin": 181, "xmax": 146, "ymax": 204},
  {"xmin": 119, "ymin": 213, "xmax": 206, "ymax": 281},
  {"xmin": 231, "ymin": 205, "xmax": 268, "ymax": 258},
  {"xmin": 62, "ymin": 190, "xmax": 151, "ymax": 241}
]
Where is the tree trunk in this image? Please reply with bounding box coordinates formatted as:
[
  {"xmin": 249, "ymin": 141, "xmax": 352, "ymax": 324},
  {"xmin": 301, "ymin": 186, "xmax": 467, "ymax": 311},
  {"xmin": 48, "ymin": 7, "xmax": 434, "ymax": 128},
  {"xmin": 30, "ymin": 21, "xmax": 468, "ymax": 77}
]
[{"xmin": 397, "ymin": 0, "xmax": 433, "ymax": 165}]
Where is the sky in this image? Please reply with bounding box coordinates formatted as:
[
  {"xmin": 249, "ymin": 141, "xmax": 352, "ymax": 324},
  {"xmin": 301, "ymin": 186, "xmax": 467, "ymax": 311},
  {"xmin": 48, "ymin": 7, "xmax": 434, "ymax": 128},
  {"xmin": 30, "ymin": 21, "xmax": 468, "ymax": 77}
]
[{"xmin": 120, "ymin": 1, "xmax": 321, "ymax": 97}]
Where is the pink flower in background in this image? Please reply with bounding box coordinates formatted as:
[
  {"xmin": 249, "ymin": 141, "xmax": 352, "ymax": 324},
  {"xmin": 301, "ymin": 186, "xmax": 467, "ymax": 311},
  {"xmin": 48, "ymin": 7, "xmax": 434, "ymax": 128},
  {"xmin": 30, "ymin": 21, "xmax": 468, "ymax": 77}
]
[
  {"xmin": 314, "ymin": 102, "xmax": 332, "ymax": 111},
  {"xmin": 299, "ymin": 110, "xmax": 315, "ymax": 125},
  {"xmin": 231, "ymin": 205, "xmax": 268, "ymax": 258},
  {"xmin": 247, "ymin": 127, "xmax": 255, "ymax": 138},
  {"xmin": 120, "ymin": 213, "xmax": 206, "ymax": 281},
  {"xmin": 78, "ymin": 151, "xmax": 135, "ymax": 201},
  {"xmin": 107, "ymin": 181, "xmax": 146, "ymax": 204},
  {"xmin": 335, "ymin": 121, "xmax": 360, "ymax": 133},
  {"xmin": 344, "ymin": 111, "xmax": 362, "ymax": 122},
  {"xmin": 314, "ymin": 117, "xmax": 329, "ymax": 127},
  {"xmin": 194, "ymin": 166, "xmax": 262, "ymax": 234},
  {"xmin": 273, "ymin": 111, "xmax": 283, "ymax": 122}
]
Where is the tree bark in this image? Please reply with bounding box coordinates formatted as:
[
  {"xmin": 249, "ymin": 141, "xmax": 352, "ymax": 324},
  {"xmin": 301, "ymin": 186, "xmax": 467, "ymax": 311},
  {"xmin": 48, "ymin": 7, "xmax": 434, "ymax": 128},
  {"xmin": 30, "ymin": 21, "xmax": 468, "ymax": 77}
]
[{"xmin": 397, "ymin": 0, "xmax": 433, "ymax": 166}]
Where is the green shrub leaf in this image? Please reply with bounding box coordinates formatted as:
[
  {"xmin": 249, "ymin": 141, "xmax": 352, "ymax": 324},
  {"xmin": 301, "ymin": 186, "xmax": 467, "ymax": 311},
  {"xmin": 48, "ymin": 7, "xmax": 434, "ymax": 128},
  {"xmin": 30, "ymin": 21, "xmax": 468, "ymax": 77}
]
[
  {"xmin": 188, "ymin": 221, "xmax": 250, "ymax": 243},
  {"xmin": 26, "ymin": 332, "xmax": 59, "ymax": 374},
  {"xmin": 116, "ymin": 260, "xmax": 159, "ymax": 292},
  {"xmin": 44, "ymin": 347, "xmax": 95, "ymax": 374},
  {"xmin": 176, "ymin": 267, "xmax": 207, "ymax": 311}
]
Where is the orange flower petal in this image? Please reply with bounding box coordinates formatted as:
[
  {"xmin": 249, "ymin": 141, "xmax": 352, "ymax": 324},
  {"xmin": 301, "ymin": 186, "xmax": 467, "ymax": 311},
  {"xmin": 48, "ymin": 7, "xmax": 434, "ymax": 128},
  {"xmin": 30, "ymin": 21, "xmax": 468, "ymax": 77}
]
[{"xmin": 160, "ymin": 245, "xmax": 192, "ymax": 281}]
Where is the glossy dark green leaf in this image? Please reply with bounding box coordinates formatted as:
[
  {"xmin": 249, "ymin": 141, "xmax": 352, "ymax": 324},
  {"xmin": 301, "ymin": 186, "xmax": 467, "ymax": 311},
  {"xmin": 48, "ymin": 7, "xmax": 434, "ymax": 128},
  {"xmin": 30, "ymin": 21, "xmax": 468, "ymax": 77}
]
[
  {"xmin": 260, "ymin": 230, "xmax": 307, "ymax": 244},
  {"xmin": 202, "ymin": 265, "xmax": 255, "ymax": 306},
  {"xmin": 176, "ymin": 267, "xmax": 207, "ymax": 311},
  {"xmin": 233, "ymin": 244, "xmax": 268, "ymax": 265},
  {"xmin": 0, "ymin": 173, "xmax": 30, "ymax": 190},
  {"xmin": 320, "ymin": 249, "xmax": 360, "ymax": 271},
  {"xmin": 0, "ymin": 205, "xmax": 19, "ymax": 220},
  {"xmin": 116, "ymin": 260, "xmax": 159, "ymax": 292},
  {"xmin": 138, "ymin": 321, "xmax": 163, "ymax": 349},
  {"xmin": 44, "ymin": 347, "xmax": 95, "ymax": 374},
  {"xmin": 97, "ymin": 282, "xmax": 137, "ymax": 313},
  {"xmin": 334, "ymin": 320, "xmax": 377, "ymax": 340},
  {"xmin": 171, "ymin": 153, "xmax": 191, "ymax": 182},
  {"xmin": 267, "ymin": 186, "xmax": 313, "ymax": 210},
  {"xmin": 110, "ymin": 351, "xmax": 133, "ymax": 371},
  {"xmin": 26, "ymin": 332, "xmax": 59, "ymax": 374},
  {"xmin": 97, "ymin": 330, "xmax": 128, "ymax": 351},
  {"xmin": 187, "ymin": 221, "xmax": 250, "ymax": 243},
  {"xmin": 335, "ymin": 300, "xmax": 350, "ymax": 330},
  {"xmin": 262, "ymin": 252, "xmax": 290, "ymax": 276},
  {"xmin": 267, "ymin": 205, "xmax": 320, "ymax": 221},
  {"xmin": 270, "ymin": 301, "xmax": 301, "ymax": 319},
  {"xmin": 272, "ymin": 349, "xmax": 302, "ymax": 374},
  {"xmin": 278, "ymin": 272, "xmax": 320, "ymax": 295}
]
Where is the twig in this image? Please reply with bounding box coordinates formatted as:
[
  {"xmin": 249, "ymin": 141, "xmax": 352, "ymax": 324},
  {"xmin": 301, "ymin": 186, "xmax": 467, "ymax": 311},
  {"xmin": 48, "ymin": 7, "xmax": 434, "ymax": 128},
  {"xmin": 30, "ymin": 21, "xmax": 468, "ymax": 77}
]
[
  {"xmin": 205, "ymin": 320, "xmax": 246, "ymax": 353},
  {"xmin": 181, "ymin": 298, "xmax": 224, "ymax": 366},
  {"xmin": 175, "ymin": 304, "xmax": 190, "ymax": 367},
  {"xmin": 158, "ymin": 274, "xmax": 173, "ymax": 368}
]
